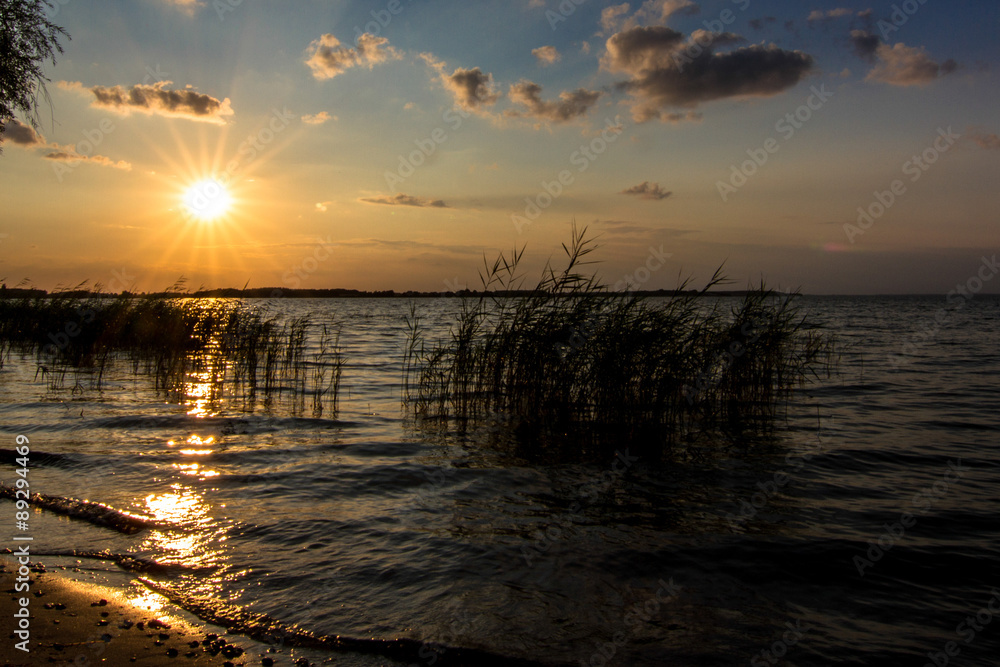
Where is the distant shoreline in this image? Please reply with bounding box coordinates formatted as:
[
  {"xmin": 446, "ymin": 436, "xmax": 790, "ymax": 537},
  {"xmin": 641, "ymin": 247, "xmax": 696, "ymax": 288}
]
[{"xmin": 0, "ymin": 286, "xmax": 778, "ymax": 299}]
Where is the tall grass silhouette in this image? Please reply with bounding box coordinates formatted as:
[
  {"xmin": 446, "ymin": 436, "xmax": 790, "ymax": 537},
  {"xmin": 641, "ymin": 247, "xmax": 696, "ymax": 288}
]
[
  {"xmin": 0, "ymin": 289, "xmax": 343, "ymax": 417},
  {"xmin": 403, "ymin": 226, "xmax": 832, "ymax": 457}
]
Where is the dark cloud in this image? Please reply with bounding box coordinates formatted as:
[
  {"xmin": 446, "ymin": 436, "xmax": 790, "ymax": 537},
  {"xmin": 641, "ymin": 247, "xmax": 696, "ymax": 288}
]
[
  {"xmin": 602, "ymin": 26, "xmax": 814, "ymax": 122},
  {"xmin": 360, "ymin": 193, "xmax": 449, "ymax": 208},
  {"xmin": 62, "ymin": 80, "xmax": 234, "ymax": 124},
  {"xmin": 619, "ymin": 181, "xmax": 672, "ymax": 200},
  {"xmin": 306, "ymin": 33, "xmax": 401, "ymax": 80},
  {"xmin": 850, "ymin": 30, "xmax": 880, "ymax": 62},
  {"xmin": 444, "ymin": 67, "xmax": 500, "ymax": 110},
  {"xmin": 420, "ymin": 55, "xmax": 501, "ymax": 116},
  {"xmin": 1, "ymin": 118, "xmax": 130, "ymax": 171},
  {"xmin": 3, "ymin": 119, "xmax": 44, "ymax": 145},
  {"xmin": 748, "ymin": 17, "xmax": 777, "ymax": 31},
  {"xmin": 506, "ymin": 81, "xmax": 601, "ymax": 123}
]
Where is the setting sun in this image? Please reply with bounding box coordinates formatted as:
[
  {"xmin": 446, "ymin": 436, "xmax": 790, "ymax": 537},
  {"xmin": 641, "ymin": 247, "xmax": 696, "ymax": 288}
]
[{"xmin": 183, "ymin": 179, "xmax": 232, "ymax": 222}]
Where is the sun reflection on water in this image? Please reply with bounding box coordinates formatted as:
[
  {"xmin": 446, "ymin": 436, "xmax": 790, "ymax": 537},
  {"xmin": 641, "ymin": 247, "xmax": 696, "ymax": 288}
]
[{"xmin": 141, "ymin": 485, "xmax": 229, "ymax": 598}]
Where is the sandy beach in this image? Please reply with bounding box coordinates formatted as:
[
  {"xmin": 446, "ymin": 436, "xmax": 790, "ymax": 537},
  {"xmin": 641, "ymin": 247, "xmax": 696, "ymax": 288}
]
[{"xmin": 0, "ymin": 557, "xmax": 301, "ymax": 666}]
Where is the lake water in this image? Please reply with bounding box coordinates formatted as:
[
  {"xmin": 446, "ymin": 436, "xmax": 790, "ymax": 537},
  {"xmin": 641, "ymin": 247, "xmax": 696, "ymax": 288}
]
[{"xmin": 2, "ymin": 296, "xmax": 999, "ymax": 666}]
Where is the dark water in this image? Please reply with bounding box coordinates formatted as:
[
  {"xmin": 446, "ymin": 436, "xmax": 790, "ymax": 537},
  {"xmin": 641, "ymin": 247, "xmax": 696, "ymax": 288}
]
[{"xmin": 1, "ymin": 296, "xmax": 999, "ymax": 666}]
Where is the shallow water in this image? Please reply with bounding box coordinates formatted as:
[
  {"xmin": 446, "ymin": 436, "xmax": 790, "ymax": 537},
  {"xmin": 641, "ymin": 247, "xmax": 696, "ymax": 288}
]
[{"xmin": 2, "ymin": 296, "xmax": 999, "ymax": 665}]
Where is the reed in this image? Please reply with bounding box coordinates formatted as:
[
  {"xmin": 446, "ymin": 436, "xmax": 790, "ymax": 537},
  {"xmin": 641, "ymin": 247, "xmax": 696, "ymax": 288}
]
[
  {"xmin": 403, "ymin": 226, "xmax": 833, "ymax": 458},
  {"xmin": 0, "ymin": 289, "xmax": 344, "ymax": 417}
]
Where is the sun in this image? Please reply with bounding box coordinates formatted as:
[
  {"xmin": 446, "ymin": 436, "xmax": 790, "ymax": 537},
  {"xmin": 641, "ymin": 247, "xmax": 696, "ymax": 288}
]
[{"xmin": 183, "ymin": 179, "xmax": 232, "ymax": 222}]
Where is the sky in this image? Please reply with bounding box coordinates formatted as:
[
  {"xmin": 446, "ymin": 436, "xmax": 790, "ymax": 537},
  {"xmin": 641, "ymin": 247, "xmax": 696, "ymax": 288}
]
[{"xmin": 1, "ymin": 0, "xmax": 997, "ymax": 294}]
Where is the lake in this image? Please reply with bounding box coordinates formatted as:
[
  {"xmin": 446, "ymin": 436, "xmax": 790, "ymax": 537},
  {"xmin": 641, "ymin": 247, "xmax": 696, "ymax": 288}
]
[{"xmin": 2, "ymin": 295, "xmax": 998, "ymax": 666}]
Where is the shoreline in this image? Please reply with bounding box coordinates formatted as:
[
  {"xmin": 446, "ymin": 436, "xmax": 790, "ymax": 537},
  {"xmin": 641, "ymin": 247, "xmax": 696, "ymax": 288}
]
[{"xmin": 0, "ymin": 557, "xmax": 302, "ymax": 666}]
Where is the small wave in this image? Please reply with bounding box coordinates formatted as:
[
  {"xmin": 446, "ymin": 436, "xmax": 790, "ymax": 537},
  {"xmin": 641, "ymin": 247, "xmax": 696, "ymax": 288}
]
[
  {"xmin": 0, "ymin": 447, "xmax": 72, "ymax": 466},
  {"xmin": 4, "ymin": 549, "xmax": 196, "ymax": 575},
  {"xmin": 76, "ymin": 413, "xmax": 354, "ymax": 433},
  {"xmin": 0, "ymin": 485, "xmax": 169, "ymax": 534},
  {"xmin": 138, "ymin": 577, "xmax": 565, "ymax": 667}
]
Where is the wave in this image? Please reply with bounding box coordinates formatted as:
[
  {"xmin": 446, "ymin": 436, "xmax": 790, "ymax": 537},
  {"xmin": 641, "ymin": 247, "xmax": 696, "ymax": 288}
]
[
  {"xmin": 138, "ymin": 577, "xmax": 564, "ymax": 667},
  {"xmin": 4, "ymin": 549, "xmax": 197, "ymax": 575},
  {"xmin": 0, "ymin": 485, "xmax": 169, "ymax": 534}
]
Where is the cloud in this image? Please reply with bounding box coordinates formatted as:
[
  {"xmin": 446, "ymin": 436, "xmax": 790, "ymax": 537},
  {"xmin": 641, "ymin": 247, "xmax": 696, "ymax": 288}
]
[
  {"xmin": 3, "ymin": 119, "xmax": 44, "ymax": 146},
  {"xmin": 305, "ymin": 33, "xmax": 401, "ymax": 80},
  {"xmin": 973, "ymin": 133, "xmax": 1000, "ymax": 150},
  {"xmin": 506, "ymin": 81, "xmax": 601, "ymax": 123},
  {"xmin": 749, "ymin": 17, "xmax": 777, "ymax": 31},
  {"xmin": 60, "ymin": 80, "xmax": 234, "ymax": 124},
  {"xmin": 43, "ymin": 149, "xmax": 132, "ymax": 171},
  {"xmin": 445, "ymin": 67, "xmax": 500, "ymax": 110},
  {"xmin": 160, "ymin": 0, "xmax": 201, "ymax": 14},
  {"xmin": 532, "ymin": 45, "xmax": 561, "ymax": 65},
  {"xmin": 602, "ymin": 26, "xmax": 814, "ymax": 121},
  {"xmin": 2, "ymin": 119, "xmax": 130, "ymax": 171},
  {"xmin": 807, "ymin": 8, "xmax": 853, "ymax": 21},
  {"xmin": 637, "ymin": 0, "xmax": 699, "ymax": 24},
  {"xmin": 867, "ymin": 43, "xmax": 958, "ymax": 86},
  {"xmin": 600, "ymin": 3, "xmax": 632, "ymax": 33},
  {"xmin": 849, "ymin": 30, "xmax": 880, "ymax": 62},
  {"xmin": 619, "ymin": 181, "xmax": 672, "ymax": 200},
  {"xmin": 360, "ymin": 193, "xmax": 449, "ymax": 208},
  {"xmin": 302, "ymin": 111, "xmax": 333, "ymax": 125},
  {"xmin": 421, "ymin": 55, "xmax": 501, "ymax": 113},
  {"xmin": 603, "ymin": 1, "xmax": 699, "ymax": 35}
]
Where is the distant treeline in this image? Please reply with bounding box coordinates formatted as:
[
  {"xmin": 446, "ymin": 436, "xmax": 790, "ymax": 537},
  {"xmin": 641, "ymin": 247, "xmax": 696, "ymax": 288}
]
[{"xmin": 0, "ymin": 285, "xmax": 763, "ymax": 299}]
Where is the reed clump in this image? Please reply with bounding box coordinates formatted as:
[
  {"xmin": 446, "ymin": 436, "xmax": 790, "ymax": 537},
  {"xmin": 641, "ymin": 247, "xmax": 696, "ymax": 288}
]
[
  {"xmin": 403, "ymin": 227, "xmax": 832, "ymax": 458},
  {"xmin": 0, "ymin": 290, "xmax": 343, "ymax": 417}
]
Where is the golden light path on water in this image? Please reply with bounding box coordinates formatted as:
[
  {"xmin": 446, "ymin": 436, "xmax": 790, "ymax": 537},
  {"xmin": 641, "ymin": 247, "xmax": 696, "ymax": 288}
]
[{"xmin": 127, "ymin": 322, "xmax": 245, "ymax": 609}]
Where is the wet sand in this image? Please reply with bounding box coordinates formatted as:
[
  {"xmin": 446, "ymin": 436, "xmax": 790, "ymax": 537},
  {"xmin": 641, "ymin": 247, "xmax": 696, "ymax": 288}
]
[{"xmin": 0, "ymin": 558, "xmax": 298, "ymax": 666}]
